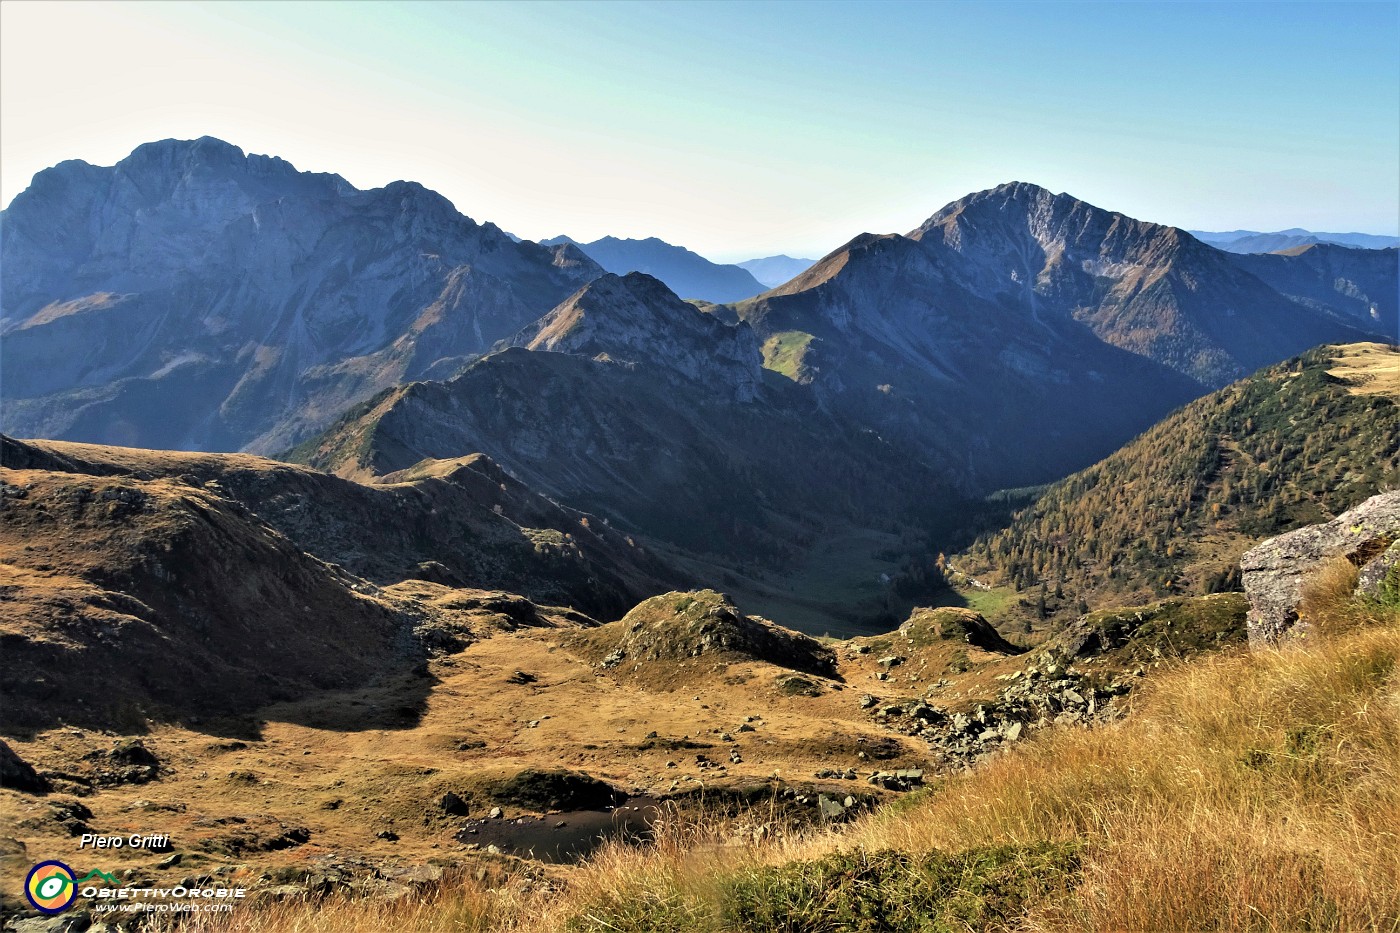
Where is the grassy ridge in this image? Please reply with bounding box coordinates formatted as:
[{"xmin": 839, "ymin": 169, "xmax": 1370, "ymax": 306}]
[{"xmin": 172, "ymin": 585, "xmax": 1400, "ymax": 932}]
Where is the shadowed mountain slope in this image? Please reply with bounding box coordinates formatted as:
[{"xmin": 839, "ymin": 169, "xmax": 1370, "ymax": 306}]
[
  {"xmin": 1224, "ymin": 244, "xmax": 1398, "ymax": 335},
  {"xmin": 2, "ymin": 435, "xmax": 676, "ymax": 621},
  {"xmin": 290, "ymin": 273, "xmax": 957, "ymax": 567},
  {"xmin": 0, "ymin": 433, "xmax": 686, "ymax": 731}
]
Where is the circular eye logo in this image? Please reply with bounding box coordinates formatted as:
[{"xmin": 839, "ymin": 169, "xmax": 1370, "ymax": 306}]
[{"xmin": 25, "ymin": 861, "xmax": 77, "ymax": 914}]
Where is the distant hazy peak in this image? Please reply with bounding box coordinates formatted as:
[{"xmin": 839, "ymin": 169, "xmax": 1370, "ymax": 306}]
[
  {"xmin": 538, "ymin": 233, "xmax": 767, "ymax": 303},
  {"xmin": 1190, "ymin": 228, "xmax": 1400, "ymax": 253},
  {"xmin": 736, "ymin": 254, "xmax": 818, "ymax": 289}
]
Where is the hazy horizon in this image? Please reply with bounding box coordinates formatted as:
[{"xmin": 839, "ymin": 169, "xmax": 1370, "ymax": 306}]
[{"xmin": 2, "ymin": 0, "xmax": 1397, "ymax": 261}]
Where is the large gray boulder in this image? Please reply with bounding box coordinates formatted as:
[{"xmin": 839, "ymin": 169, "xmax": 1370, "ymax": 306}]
[{"xmin": 1240, "ymin": 491, "xmax": 1400, "ymax": 647}]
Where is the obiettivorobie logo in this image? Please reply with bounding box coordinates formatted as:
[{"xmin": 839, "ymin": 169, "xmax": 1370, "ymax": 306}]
[
  {"xmin": 23, "ymin": 861, "xmax": 247, "ymax": 916},
  {"xmin": 24, "ymin": 861, "xmax": 116, "ymax": 914}
]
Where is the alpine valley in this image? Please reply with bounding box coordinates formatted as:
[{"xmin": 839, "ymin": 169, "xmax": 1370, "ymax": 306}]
[{"xmin": 2, "ymin": 138, "xmax": 1399, "ymax": 933}]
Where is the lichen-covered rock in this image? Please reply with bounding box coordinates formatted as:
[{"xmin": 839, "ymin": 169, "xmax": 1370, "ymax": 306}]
[
  {"xmin": 1240, "ymin": 491, "xmax": 1400, "ymax": 647},
  {"xmin": 1357, "ymin": 539, "xmax": 1400, "ymax": 605},
  {"xmin": 1053, "ymin": 593, "xmax": 1247, "ymax": 660}
]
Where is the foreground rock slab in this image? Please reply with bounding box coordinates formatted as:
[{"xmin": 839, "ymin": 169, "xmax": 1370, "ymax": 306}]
[{"xmin": 1241, "ymin": 491, "xmax": 1400, "ymax": 647}]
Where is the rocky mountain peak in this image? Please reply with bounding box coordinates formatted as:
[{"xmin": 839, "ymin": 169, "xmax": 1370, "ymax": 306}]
[
  {"xmin": 0, "ymin": 137, "xmax": 605, "ymax": 454},
  {"xmin": 509, "ymin": 272, "xmax": 763, "ymax": 401}
]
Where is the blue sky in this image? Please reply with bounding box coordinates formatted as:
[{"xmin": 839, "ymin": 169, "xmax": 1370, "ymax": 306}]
[{"xmin": 2, "ymin": 0, "xmax": 1396, "ymax": 260}]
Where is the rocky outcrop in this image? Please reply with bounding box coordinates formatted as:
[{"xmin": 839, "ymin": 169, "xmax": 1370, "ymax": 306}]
[
  {"xmin": 0, "ymin": 740, "xmax": 49, "ymax": 793},
  {"xmin": 579, "ymin": 590, "xmax": 838, "ymax": 680},
  {"xmin": 488, "ymin": 769, "xmax": 621, "ymax": 812},
  {"xmin": 1054, "ymin": 594, "xmax": 1248, "ymax": 661},
  {"xmin": 863, "ymin": 652, "xmax": 1133, "ymax": 769},
  {"xmin": 1357, "ymin": 540, "xmax": 1400, "ymax": 603},
  {"xmin": 898, "ymin": 607, "xmax": 1022, "ymax": 655},
  {"xmin": 1240, "ymin": 491, "xmax": 1400, "ymax": 647}
]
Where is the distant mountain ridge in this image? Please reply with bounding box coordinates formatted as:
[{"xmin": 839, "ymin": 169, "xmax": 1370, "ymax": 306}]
[
  {"xmin": 737, "ymin": 255, "xmax": 817, "ymax": 288},
  {"xmin": 1191, "ymin": 228, "xmax": 1400, "ymax": 253},
  {"xmin": 2, "ymin": 145, "xmax": 1392, "ymax": 503},
  {"xmin": 542, "ymin": 234, "xmax": 767, "ymax": 302}
]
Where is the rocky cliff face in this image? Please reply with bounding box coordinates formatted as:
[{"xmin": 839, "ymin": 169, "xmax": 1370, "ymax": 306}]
[
  {"xmin": 912, "ymin": 182, "xmax": 1386, "ymax": 386},
  {"xmin": 1225, "ymin": 244, "xmax": 1399, "ymax": 336},
  {"xmin": 0, "ymin": 137, "xmax": 602, "ymax": 453}
]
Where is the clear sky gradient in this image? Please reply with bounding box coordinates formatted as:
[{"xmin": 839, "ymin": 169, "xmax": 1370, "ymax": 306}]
[{"xmin": 2, "ymin": 0, "xmax": 1397, "ymax": 261}]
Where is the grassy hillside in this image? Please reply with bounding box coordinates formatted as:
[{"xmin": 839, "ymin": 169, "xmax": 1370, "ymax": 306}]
[
  {"xmin": 169, "ymin": 582, "xmax": 1400, "ymax": 932},
  {"xmin": 960, "ymin": 343, "xmax": 1399, "ymax": 613}
]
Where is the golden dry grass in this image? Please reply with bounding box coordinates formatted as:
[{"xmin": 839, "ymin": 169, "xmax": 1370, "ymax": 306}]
[
  {"xmin": 169, "ymin": 599, "xmax": 1400, "ymax": 933},
  {"xmin": 1327, "ymin": 342, "xmax": 1400, "ymax": 399}
]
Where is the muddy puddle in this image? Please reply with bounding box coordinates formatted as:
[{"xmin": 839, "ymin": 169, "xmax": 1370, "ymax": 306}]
[{"xmin": 456, "ymin": 797, "xmax": 663, "ymax": 863}]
